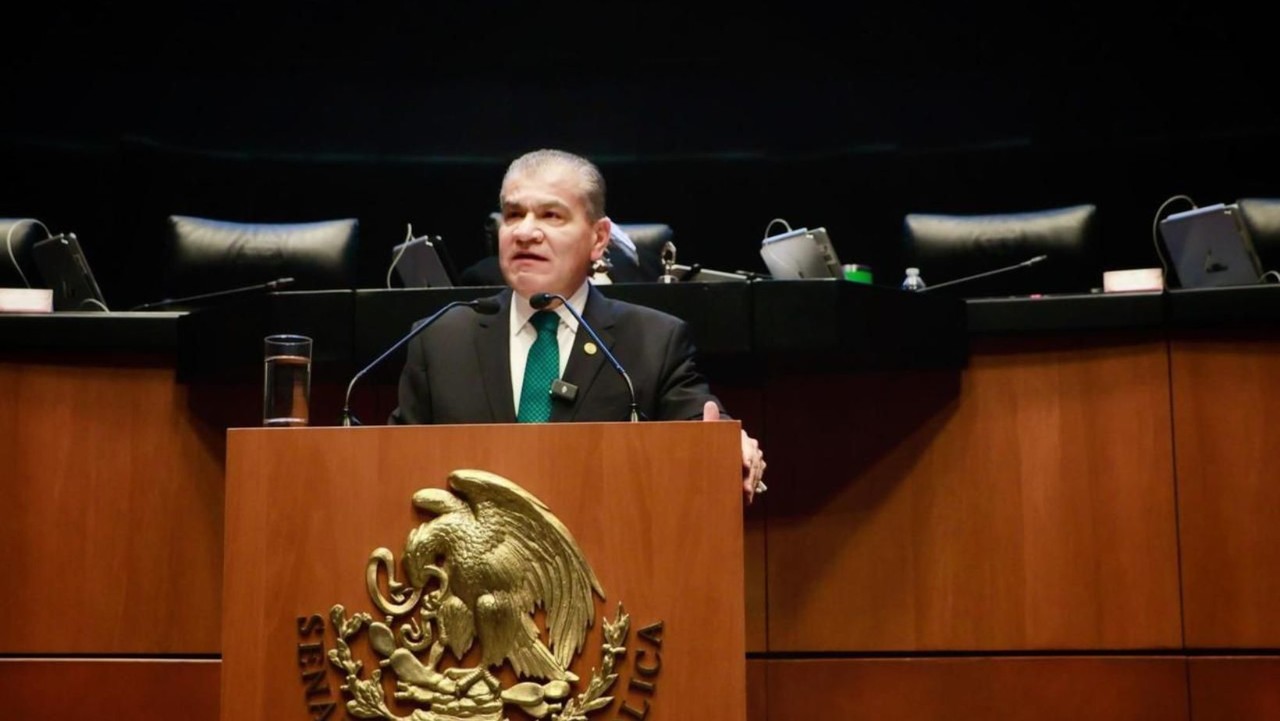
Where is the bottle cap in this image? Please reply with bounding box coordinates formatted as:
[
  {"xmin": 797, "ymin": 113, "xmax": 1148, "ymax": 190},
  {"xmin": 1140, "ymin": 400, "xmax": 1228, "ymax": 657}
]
[{"xmin": 841, "ymin": 264, "xmax": 873, "ymax": 284}]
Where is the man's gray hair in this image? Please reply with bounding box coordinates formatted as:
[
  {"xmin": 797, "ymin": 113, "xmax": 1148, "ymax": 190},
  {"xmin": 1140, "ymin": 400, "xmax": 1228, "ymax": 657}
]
[{"xmin": 501, "ymin": 149, "xmax": 607, "ymax": 221}]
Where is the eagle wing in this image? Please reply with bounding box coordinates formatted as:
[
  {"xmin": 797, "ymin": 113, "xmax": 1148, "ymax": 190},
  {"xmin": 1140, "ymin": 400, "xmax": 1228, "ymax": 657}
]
[{"xmin": 448, "ymin": 469, "xmax": 605, "ymax": 669}]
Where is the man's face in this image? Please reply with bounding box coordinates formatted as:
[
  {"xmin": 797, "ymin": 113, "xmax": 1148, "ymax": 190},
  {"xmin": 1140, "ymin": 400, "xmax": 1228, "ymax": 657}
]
[{"xmin": 498, "ymin": 163, "xmax": 609, "ymax": 300}]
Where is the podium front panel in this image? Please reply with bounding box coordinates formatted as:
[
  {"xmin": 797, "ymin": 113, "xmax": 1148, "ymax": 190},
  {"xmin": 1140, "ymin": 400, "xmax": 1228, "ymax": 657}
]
[{"xmin": 222, "ymin": 422, "xmax": 746, "ymax": 721}]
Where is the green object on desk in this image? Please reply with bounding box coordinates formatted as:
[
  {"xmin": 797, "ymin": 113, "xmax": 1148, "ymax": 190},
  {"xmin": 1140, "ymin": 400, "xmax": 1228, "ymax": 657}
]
[{"xmin": 842, "ymin": 264, "xmax": 873, "ymax": 284}]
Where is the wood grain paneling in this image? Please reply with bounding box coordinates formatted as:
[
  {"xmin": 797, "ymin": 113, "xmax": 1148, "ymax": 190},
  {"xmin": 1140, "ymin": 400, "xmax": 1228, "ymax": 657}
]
[
  {"xmin": 0, "ymin": 357, "xmax": 225, "ymax": 653},
  {"xmin": 187, "ymin": 379, "xmax": 348, "ymax": 430},
  {"xmin": 767, "ymin": 656, "xmax": 1188, "ymax": 721},
  {"xmin": 220, "ymin": 423, "xmax": 746, "ymax": 721},
  {"xmin": 747, "ymin": 659, "xmax": 767, "ymax": 721},
  {"xmin": 715, "ymin": 383, "xmax": 769, "ymax": 654},
  {"xmin": 0, "ymin": 658, "xmax": 220, "ymax": 721},
  {"xmin": 1172, "ymin": 332, "xmax": 1280, "ymax": 648},
  {"xmin": 766, "ymin": 335, "xmax": 1182, "ymax": 651},
  {"xmin": 1188, "ymin": 657, "xmax": 1280, "ymax": 721}
]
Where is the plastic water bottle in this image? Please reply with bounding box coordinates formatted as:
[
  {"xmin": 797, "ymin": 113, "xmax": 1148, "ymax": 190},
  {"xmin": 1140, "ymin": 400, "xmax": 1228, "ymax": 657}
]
[{"xmin": 901, "ymin": 267, "xmax": 926, "ymax": 291}]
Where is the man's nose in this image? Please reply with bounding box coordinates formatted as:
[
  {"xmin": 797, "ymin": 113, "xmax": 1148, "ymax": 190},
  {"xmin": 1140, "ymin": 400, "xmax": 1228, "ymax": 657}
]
[{"xmin": 512, "ymin": 214, "xmax": 543, "ymax": 242}]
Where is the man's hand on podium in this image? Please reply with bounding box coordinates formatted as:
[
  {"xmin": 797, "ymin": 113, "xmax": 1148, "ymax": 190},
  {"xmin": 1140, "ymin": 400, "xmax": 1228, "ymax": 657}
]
[{"xmin": 703, "ymin": 401, "xmax": 767, "ymax": 505}]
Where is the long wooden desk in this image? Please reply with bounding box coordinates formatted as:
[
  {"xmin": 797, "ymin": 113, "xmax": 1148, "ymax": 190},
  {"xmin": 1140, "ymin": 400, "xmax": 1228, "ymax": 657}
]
[{"xmin": 3, "ymin": 283, "xmax": 1278, "ymax": 720}]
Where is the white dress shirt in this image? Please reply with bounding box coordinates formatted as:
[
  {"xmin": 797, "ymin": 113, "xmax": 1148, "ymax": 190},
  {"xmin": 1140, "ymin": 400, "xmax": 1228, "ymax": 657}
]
[{"xmin": 509, "ymin": 281, "xmax": 591, "ymax": 414}]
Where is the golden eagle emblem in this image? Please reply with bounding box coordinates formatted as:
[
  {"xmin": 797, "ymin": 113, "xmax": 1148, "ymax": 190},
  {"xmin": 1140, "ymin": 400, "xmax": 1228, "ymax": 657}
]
[{"xmin": 327, "ymin": 469, "xmax": 630, "ymax": 721}]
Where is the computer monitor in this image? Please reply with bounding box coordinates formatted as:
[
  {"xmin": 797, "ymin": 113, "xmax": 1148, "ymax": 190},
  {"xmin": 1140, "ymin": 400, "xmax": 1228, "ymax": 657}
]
[
  {"xmin": 31, "ymin": 233, "xmax": 109, "ymax": 311},
  {"xmin": 759, "ymin": 227, "xmax": 842, "ymax": 280},
  {"xmin": 391, "ymin": 236, "xmax": 455, "ymax": 288},
  {"xmin": 1159, "ymin": 203, "xmax": 1265, "ymax": 288}
]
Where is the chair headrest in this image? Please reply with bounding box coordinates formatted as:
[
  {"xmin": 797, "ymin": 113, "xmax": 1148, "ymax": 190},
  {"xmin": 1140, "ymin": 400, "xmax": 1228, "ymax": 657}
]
[
  {"xmin": 1235, "ymin": 198, "xmax": 1280, "ymax": 268},
  {"xmin": 614, "ymin": 223, "xmax": 674, "ymax": 281},
  {"xmin": 904, "ymin": 204, "xmax": 1098, "ymax": 296},
  {"xmin": 0, "ymin": 218, "xmax": 48, "ymax": 288},
  {"xmin": 165, "ymin": 215, "xmax": 359, "ymax": 296},
  {"xmin": 616, "ymin": 223, "xmax": 674, "ymax": 251}
]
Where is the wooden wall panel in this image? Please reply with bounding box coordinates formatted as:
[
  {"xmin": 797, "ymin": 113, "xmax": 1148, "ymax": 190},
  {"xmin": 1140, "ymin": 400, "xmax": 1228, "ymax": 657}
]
[
  {"xmin": 766, "ymin": 336, "xmax": 1182, "ymax": 651},
  {"xmin": 0, "ymin": 659, "xmax": 220, "ymax": 721},
  {"xmin": 1172, "ymin": 332, "xmax": 1280, "ymax": 648},
  {"xmin": 714, "ymin": 383, "xmax": 769, "ymax": 654},
  {"xmin": 747, "ymin": 659, "xmax": 767, "ymax": 721},
  {"xmin": 187, "ymin": 378, "xmax": 347, "ymax": 430},
  {"xmin": 1188, "ymin": 657, "xmax": 1280, "ymax": 721},
  {"xmin": 766, "ymin": 657, "xmax": 1188, "ymax": 721},
  {"xmin": 0, "ymin": 357, "xmax": 224, "ymax": 653}
]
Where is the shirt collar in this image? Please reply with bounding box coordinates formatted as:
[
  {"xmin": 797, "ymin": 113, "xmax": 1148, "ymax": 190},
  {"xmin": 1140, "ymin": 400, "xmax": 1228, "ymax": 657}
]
[{"xmin": 511, "ymin": 281, "xmax": 591, "ymax": 337}]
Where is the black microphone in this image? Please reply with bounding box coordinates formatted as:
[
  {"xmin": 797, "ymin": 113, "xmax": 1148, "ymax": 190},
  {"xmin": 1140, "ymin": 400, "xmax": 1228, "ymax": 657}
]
[
  {"xmin": 530, "ymin": 291, "xmax": 639, "ymax": 422},
  {"xmin": 917, "ymin": 255, "xmax": 1048, "ymax": 293},
  {"xmin": 341, "ymin": 297, "xmax": 501, "ymax": 426},
  {"xmin": 129, "ymin": 277, "xmax": 296, "ymax": 311}
]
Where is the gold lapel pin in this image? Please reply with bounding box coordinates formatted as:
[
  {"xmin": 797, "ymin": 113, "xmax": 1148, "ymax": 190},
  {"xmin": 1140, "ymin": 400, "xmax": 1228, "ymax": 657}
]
[{"xmin": 583, "ymin": 342, "xmax": 598, "ymax": 356}]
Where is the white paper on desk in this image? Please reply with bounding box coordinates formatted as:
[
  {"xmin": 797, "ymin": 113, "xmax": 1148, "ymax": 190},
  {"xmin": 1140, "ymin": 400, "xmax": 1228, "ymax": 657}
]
[
  {"xmin": 1102, "ymin": 268, "xmax": 1163, "ymax": 293},
  {"xmin": 0, "ymin": 287, "xmax": 53, "ymax": 312}
]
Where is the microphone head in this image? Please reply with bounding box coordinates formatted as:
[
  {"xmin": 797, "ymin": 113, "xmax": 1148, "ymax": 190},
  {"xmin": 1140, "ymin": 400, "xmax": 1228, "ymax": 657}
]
[
  {"xmin": 530, "ymin": 292, "xmax": 556, "ymax": 309},
  {"xmin": 471, "ymin": 298, "xmax": 501, "ymax": 315}
]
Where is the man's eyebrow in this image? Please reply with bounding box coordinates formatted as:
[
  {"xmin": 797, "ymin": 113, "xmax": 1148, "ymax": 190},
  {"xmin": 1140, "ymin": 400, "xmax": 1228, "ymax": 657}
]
[{"xmin": 502, "ymin": 198, "xmax": 570, "ymax": 211}]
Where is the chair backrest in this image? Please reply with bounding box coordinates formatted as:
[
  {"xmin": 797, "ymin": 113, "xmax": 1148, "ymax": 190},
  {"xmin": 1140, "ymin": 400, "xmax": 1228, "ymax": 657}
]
[
  {"xmin": 615, "ymin": 223, "xmax": 674, "ymax": 281},
  {"xmin": 164, "ymin": 215, "xmax": 359, "ymax": 297},
  {"xmin": 903, "ymin": 204, "xmax": 1099, "ymax": 296},
  {"xmin": 1, "ymin": 218, "xmax": 47, "ymax": 288},
  {"xmin": 1233, "ymin": 198, "xmax": 1280, "ymax": 272}
]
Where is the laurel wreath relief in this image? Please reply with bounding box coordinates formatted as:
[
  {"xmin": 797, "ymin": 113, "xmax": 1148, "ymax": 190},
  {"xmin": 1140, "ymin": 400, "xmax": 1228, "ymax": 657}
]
[{"xmin": 328, "ymin": 599, "xmax": 630, "ymax": 721}]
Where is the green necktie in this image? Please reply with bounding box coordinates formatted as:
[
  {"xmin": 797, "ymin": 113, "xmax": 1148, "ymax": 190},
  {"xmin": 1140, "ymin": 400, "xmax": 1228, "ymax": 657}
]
[{"xmin": 517, "ymin": 310, "xmax": 560, "ymax": 423}]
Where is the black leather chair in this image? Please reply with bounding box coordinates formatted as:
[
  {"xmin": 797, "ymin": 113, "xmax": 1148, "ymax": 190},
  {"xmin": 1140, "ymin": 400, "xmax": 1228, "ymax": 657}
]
[
  {"xmin": 615, "ymin": 223, "xmax": 674, "ymax": 281},
  {"xmin": 1, "ymin": 218, "xmax": 48, "ymax": 288},
  {"xmin": 903, "ymin": 204, "xmax": 1099, "ymax": 297},
  {"xmin": 163, "ymin": 215, "xmax": 359, "ymax": 297},
  {"xmin": 1234, "ymin": 198, "xmax": 1280, "ymax": 273}
]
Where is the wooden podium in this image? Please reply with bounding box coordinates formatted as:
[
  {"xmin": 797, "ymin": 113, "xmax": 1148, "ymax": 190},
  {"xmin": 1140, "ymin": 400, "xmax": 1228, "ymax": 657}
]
[{"xmin": 222, "ymin": 421, "xmax": 746, "ymax": 721}]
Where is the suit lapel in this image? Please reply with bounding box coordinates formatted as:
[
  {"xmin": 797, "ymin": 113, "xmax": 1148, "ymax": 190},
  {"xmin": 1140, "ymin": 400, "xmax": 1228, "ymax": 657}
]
[
  {"xmin": 475, "ymin": 290, "xmax": 516, "ymax": 423},
  {"xmin": 552, "ymin": 286, "xmax": 617, "ymax": 422}
]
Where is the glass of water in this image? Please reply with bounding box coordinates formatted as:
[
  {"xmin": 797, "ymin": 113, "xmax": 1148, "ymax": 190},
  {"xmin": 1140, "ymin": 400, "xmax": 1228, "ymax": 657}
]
[{"xmin": 263, "ymin": 334, "xmax": 312, "ymax": 426}]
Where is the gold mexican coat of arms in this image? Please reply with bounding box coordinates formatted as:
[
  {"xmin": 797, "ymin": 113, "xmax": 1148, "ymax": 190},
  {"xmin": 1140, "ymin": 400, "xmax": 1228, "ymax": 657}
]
[{"xmin": 326, "ymin": 469, "xmax": 632, "ymax": 721}]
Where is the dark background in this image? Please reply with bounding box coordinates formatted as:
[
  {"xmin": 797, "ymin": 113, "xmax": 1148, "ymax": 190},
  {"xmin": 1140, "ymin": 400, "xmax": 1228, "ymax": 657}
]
[{"xmin": 3, "ymin": 2, "xmax": 1277, "ymax": 309}]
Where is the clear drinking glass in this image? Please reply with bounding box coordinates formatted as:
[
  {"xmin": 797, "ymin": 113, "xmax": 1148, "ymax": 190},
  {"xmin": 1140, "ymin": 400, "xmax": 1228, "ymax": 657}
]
[{"xmin": 263, "ymin": 334, "xmax": 312, "ymax": 426}]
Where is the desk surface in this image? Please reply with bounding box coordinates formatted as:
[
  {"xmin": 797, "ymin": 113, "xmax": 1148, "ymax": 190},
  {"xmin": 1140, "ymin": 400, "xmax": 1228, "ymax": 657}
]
[
  {"xmin": 0, "ymin": 311, "xmax": 183, "ymax": 352},
  {"xmin": 967, "ymin": 285, "xmax": 1280, "ymax": 334},
  {"xmin": 3, "ymin": 281, "xmax": 969, "ymax": 378},
  {"xmin": 5, "ymin": 283, "xmax": 1280, "ymax": 372}
]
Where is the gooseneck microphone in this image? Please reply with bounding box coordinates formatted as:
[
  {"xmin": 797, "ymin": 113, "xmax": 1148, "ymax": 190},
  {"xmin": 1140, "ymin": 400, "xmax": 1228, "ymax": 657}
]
[
  {"xmin": 341, "ymin": 297, "xmax": 501, "ymax": 426},
  {"xmin": 530, "ymin": 291, "xmax": 639, "ymax": 422},
  {"xmin": 918, "ymin": 255, "xmax": 1048, "ymax": 293},
  {"xmin": 129, "ymin": 277, "xmax": 296, "ymax": 311}
]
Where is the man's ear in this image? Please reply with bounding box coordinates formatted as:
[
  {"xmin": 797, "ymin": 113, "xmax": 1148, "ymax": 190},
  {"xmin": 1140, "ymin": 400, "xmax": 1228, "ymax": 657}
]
[{"xmin": 590, "ymin": 217, "xmax": 612, "ymax": 261}]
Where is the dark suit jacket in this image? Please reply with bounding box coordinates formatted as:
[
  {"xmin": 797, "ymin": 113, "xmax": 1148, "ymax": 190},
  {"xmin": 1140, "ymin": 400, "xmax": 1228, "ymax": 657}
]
[{"xmin": 389, "ymin": 286, "xmax": 721, "ymax": 424}]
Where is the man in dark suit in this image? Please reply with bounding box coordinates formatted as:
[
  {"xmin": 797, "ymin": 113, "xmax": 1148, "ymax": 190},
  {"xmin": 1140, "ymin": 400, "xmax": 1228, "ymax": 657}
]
[{"xmin": 390, "ymin": 149, "xmax": 765, "ymax": 501}]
